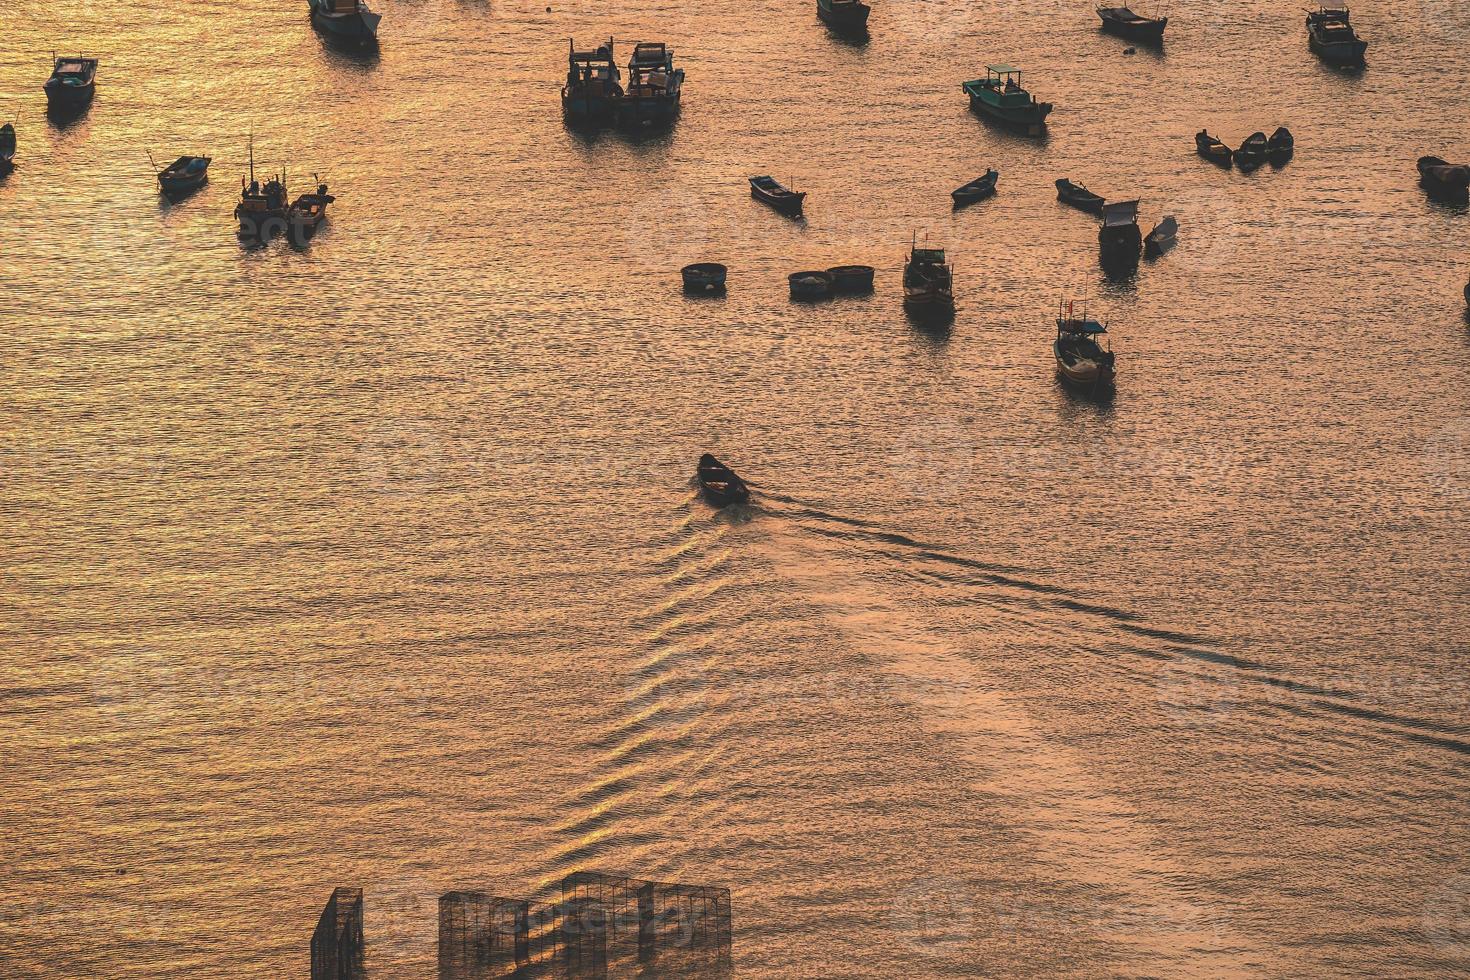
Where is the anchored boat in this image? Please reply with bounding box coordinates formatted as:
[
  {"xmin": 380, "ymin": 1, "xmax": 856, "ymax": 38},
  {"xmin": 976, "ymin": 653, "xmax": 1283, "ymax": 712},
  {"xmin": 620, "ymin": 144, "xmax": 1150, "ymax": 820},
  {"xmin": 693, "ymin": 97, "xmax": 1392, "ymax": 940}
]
[
  {"xmin": 817, "ymin": 0, "xmax": 871, "ymax": 31},
  {"xmin": 1056, "ymin": 178, "xmax": 1105, "ymax": 214},
  {"xmin": 234, "ymin": 139, "xmax": 288, "ymax": 236},
  {"xmin": 1234, "ymin": 131, "xmax": 1270, "ymax": 170},
  {"xmin": 0, "ymin": 123, "xmax": 14, "ymax": 173},
  {"xmin": 309, "ymin": 0, "xmax": 381, "ymax": 42},
  {"xmin": 697, "ymin": 454, "xmax": 750, "ymax": 507},
  {"xmin": 1144, "ymin": 216, "xmax": 1178, "ymax": 256},
  {"xmin": 903, "ymin": 242, "xmax": 954, "ymax": 313},
  {"xmin": 1054, "ymin": 302, "xmax": 1116, "ymax": 388},
  {"xmin": 1099, "ymin": 200, "xmax": 1142, "ymax": 256},
  {"xmin": 828, "ymin": 265, "xmax": 874, "ymax": 293},
  {"xmin": 1268, "ymin": 127, "xmax": 1295, "ymax": 159},
  {"xmin": 952, "ymin": 169, "xmax": 999, "ymax": 207},
  {"xmin": 288, "ymin": 178, "xmax": 335, "ymax": 239},
  {"xmin": 43, "ymin": 55, "xmax": 97, "ymax": 113},
  {"xmin": 1096, "ymin": 6, "xmax": 1167, "ymax": 42},
  {"xmin": 1195, "ymin": 130, "xmax": 1233, "ymax": 164},
  {"xmin": 154, "ymin": 154, "xmax": 211, "ymax": 195},
  {"xmin": 962, "ymin": 65, "xmax": 1052, "ymax": 136},
  {"xmin": 563, "ymin": 39, "xmax": 622, "ymax": 121},
  {"xmin": 749, "ymin": 175, "xmax": 805, "ymax": 215},
  {"xmin": 1418, "ymin": 155, "xmax": 1470, "ymax": 190},
  {"xmin": 1306, "ymin": 6, "xmax": 1367, "ymax": 64},
  {"xmin": 682, "ymin": 263, "xmax": 727, "ymax": 293},
  {"xmin": 620, "ymin": 42, "xmax": 683, "ymax": 127},
  {"xmin": 789, "ymin": 270, "xmax": 835, "ymax": 300}
]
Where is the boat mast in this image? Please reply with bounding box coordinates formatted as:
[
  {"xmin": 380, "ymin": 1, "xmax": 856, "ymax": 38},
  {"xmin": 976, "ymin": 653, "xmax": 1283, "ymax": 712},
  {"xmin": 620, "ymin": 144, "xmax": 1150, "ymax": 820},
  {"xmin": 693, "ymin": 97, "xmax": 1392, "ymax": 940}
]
[{"xmin": 248, "ymin": 130, "xmax": 255, "ymax": 185}]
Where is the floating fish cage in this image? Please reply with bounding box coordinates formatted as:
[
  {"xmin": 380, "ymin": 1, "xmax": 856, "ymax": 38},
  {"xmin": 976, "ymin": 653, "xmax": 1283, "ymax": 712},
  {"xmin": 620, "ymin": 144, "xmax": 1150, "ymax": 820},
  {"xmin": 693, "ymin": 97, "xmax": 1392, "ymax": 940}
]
[{"xmin": 827, "ymin": 264, "xmax": 874, "ymax": 293}]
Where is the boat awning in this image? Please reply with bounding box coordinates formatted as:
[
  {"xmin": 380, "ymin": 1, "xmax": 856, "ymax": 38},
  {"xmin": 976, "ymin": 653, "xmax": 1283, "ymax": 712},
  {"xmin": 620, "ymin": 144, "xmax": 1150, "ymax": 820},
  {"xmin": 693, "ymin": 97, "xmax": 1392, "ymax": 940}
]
[
  {"xmin": 1102, "ymin": 200, "xmax": 1139, "ymax": 226},
  {"xmin": 1062, "ymin": 319, "xmax": 1108, "ymax": 333},
  {"xmin": 987, "ymin": 64, "xmax": 1019, "ymax": 74}
]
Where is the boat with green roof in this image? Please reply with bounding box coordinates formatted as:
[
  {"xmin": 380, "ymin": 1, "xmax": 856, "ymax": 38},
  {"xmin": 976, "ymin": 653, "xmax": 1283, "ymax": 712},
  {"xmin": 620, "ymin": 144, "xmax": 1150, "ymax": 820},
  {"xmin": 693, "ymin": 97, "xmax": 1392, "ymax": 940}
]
[{"xmin": 962, "ymin": 65, "xmax": 1052, "ymax": 135}]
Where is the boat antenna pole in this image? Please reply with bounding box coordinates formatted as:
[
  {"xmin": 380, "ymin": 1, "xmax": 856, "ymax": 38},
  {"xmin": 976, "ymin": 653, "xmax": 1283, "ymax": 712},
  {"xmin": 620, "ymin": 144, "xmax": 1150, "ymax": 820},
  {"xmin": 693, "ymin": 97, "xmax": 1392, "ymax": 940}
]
[{"xmin": 248, "ymin": 129, "xmax": 255, "ymax": 186}]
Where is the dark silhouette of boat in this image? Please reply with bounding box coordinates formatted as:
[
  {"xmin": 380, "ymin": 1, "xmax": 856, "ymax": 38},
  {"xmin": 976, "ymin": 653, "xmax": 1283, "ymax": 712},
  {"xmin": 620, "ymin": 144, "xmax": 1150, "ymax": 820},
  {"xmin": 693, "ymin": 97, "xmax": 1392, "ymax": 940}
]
[
  {"xmin": 1096, "ymin": 6, "xmax": 1167, "ymax": 42},
  {"xmin": 697, "ymin": 454, "xmax": 749, "ymax": 507},
  {"xmin": 1099, "ymin": 200, "xmax": 1142, "ymax": 256},
  {"xmin": 789, "ymin": 270, "xmax": 835, "ymax": 300},
  {"xmin": 1056, "ymin": 178, "xmax": 1105, "ymax": 213},
  {"xmin": 154, "ymin": 154, "xmax": 211, "ymax": 194},
  {"xmin": 1234, "ymin": 131, "xmax": 1270, "ymax": 170},
  {"xmin": 44, "ymin": 55, "xmax": 97, "ymax": 113},
  {"xmin": 828, "ymin": 265, "xmax": 874, "ymax": 293},
  {"xmin": 1055, "ymin": 302, "xmax": 1116, "ymax": 388},
  {"xmin": 619, "ymin": 42, "xmax": 683, "ymax": 128},
  {"xmin": 682, "ymin": 263, "xmax": 727, "ymax": 293},
  {"xmin": 562, "ymin": 39, "xmax": 622, "ymax": 122},
  {"xmin": 0, "ymin": 123, "xmax": 14, "ymax": 174},
  {"xmin": 962, "ymin": 65, "xmax": 1052, "ymax": 136},
  {"xmin": 1268, "ymin": 127, "xmax": 1295, "ymax": 159},
  {"xmin": 234, "ymin": 139, "xmax": 288, "ymax": 237},
  {"xmin": 309, "ymin": 0, "xmax": 381, "ymax": 43},
  {"xmin": 288, "ymin": 178, "xmax": 335, "ymax": 241},
  {"xmin": 1306, "ymin": 6, "xmax": 1367, "ymax": 64},
  {"xmin": 817, "ymin": 0, "xmax": 871, "ymax": 32},
  {"xmin": 1196, "ymin": 130, "xmax": 1233, "ymax": 164},
  {"xmin": 1418, "ymin": 156, "xmax": 1470, "ymax": 190},
  {"xmin": 952, "ymin": 169, "xmax": 999, "ymax": 206},
  {"xmin": 903, "ymin": 242, "xmax": 954, "ymax": 313},
  {"xmin": 1144, "ymin": 215, "xmax": 1177, "ymax": 256},
  {"xmin": 749, "ymin": 175, "xmax": 805, "ymax": 215}
]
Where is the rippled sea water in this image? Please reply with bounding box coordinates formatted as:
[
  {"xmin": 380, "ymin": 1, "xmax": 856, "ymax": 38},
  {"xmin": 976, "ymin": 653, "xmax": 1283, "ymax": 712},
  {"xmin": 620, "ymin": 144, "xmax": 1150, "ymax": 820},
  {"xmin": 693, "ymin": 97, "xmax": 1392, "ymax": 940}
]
[{"xmin": 3, "ymin": 0, "xmax": 1470, "ymax": 976}]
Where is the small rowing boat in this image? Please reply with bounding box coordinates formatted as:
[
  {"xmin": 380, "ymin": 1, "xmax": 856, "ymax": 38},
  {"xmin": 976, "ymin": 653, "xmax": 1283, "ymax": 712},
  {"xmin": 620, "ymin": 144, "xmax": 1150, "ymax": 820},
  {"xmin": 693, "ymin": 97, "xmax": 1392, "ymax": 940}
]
[
  {"xmin": 288, "ymin": 179, "xmax": 335, "ymax": 239},
  {"xmin": 952, "ymin": 169, "xmax": 999, "ymax": 206},
  {"xmin": 309, "ymin": 0, "xmax": 381, "ymax": 43},
  {"xmin": 749, "ymin": 175, "xmax": 805, "ymax": 215},
  {"xmin": 1056, "ymin": 178, "xmax": 1105, "ymax": 213},
  {"xmin": 1096, "ymin": 6, "xmax": 1167, "ymax": 42},
  {"xmin": 1196, "ymin": 130, "xmax": 1233, "ymax": 164},
  {"xmin": 1269, "ymin": 127, "xmax": 1295, "ymax": 158},
  {"xmin": 0, "ymin": 123, "xmax": 15, "ymax": 173},
  {"xmin": 1144, "ymin": 216, "xmax": 1177, "ymax": 256},
  {"xmin": 1418, "ymin": 155, "xmax": 1470, "ymax": 189},
  {"xmin": 697, "ymin": 454, "xmax": 750, "ymax": 507},
  {"xmin": 154, "ymin": 154, "xmax": 211, "ymax": 194},
  {"xmin": 1234, "ymin": 131, "xmax": 1269, "ymax": 170}
]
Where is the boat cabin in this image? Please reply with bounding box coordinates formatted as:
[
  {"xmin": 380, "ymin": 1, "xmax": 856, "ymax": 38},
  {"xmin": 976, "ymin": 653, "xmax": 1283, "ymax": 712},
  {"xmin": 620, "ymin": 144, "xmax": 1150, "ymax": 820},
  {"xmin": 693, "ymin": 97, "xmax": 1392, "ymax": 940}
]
[
  {"xmin": 910, "ymin": 246, "xmax": 947, "ymax": 266},
  {"xmin": 567, "ymin": 40, "xmax": 619, "ymax": 86},
  {"xmin": 1101, "ymin": 200, "xmax": 1139, "ymax": 229},
  {"xmin": 979, "ymin": 65, "xmax": 1030, "ymax": 100}
]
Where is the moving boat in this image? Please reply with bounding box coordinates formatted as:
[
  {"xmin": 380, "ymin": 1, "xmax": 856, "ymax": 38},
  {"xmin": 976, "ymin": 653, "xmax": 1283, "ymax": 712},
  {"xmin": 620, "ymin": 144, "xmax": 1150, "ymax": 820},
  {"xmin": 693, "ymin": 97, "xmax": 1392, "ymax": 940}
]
[
  {"xmin": 697, "ymin": 454, "xmax": 750, "ymax": 507},
  {"xmin": 619, "ymin": 42, "xmax": 683, "ymax": 127},
  {"xmin": 154, "ymin": 154, "xmax": 211, "ymax": 194},
  {"xmin": 789, "ymin": 270, "xmax": 835, "ymax": 300},
  {"xmin": 952, "ymin": 169, "xmax": 999, "ymax": 206},
  {"xmin": 681, "ymin": 262, "xmax": 727, "ymax": 292},
  {"xmin": 234, "ymin": 139, "xmax": 288, "ymax": 236},
  {"xmin": 827, "ymin": 265, "xmax": 874, "ymax": 293},
  {"xmin": 903, "ymin": 242, "xmax": 955, "ymax": 312},
  {"xmin": 1056, "ymin": 178, "xmax": 1105, "ymax": 213},
  {"xmin": 1195, "ymin": 130, "xmax": 1233, "ymax": 164},
  {"xmin": 817, "ymin": 0, "xmax": 871, "ymax": 31},
  {"xmin": 288, "ymin": 179, "xmax": 335, "ymax": 237},
  {"xmin": 0, "ymin": 123, "xmax": 15, "ymax": 173},
  {"xmin": 1306, "ymin": 6, "xmax": 1367, "ymax": 64},
  {"xmin": 1269, "ymin": 127, "xmax": 1295, "ymax": 158},
  {"xmin": 1098, "ymin": 200, "xmax": 1142, "ymax": 255},
  {"xmin": 1144, "ymin": 215, "xmax": 1178, "ymax": 256},
  {"xmin": 43, "ymin": 56, "xmax": 97, "ymax": 113},
  {"xmin": 1417, "ymin": 155, "xmax": 1470, "ymax": 189},
  {"xmin": 1054, "ymin": 302, "xmax": 1116, "ymax": 387},
  {"xmin": 563, "ymin": 39, "xmax": 622, "ymax": 121},
  {"xmin": 749, "ymin": 175, "xmax": 805, "ymax": 215},
  {"xmin": 961, "ymin": 65, "xmax": 1052, "ymax": 136},
  {"xmin": 1096, "ymin": 6, "xmax": 1167, "ymax": 42},
  {"xmin": 308, "ymin": 0, "xmax": 381, "ymax": 42},
  {"xmin": 1234, "ymin": 131, "xmax": 1269, "ymax": 170}
]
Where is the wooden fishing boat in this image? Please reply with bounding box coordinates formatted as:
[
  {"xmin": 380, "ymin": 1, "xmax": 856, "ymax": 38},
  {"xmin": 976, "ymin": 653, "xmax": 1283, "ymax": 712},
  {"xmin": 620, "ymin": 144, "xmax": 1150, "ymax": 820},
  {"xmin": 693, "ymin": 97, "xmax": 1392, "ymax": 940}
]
[
  {"xmin": 1269, "ymin": 127, "xmax": 1295, "ymax": 158},
  {"xmin": 749, "ymin": 175, "xmax": 805, "ymax": 215},
  {"xmin": 154, "ymin": 154, "xmax": 211, "ymax": 194},
  {"xmin": 952, "ymin": 169, "xmax": 999, "ymax": 206},
  {"xmin": 1195, "ymin": 130, "xmax": 1233, "ymax": 164},
  {"xmin": 234, "ymin": 139, "xmax": 288, "ymax": 236},
  {"xmin": 288, "ymin": 179, "xmax": 335, "ymax": 237},
  {"xmin": 1465, "ymin": 279, "xmax": 1470, "ymax": 308},
  {"xmin": 817, "ymin": 0, "xmax": 871, "ymax": 31},
  {"xmin": 1234, "ymin": 131, "xmax": 1269, "ymax": 170},
  {"xmin": 619, "ymin": 42, "xmax": 683, "ymax": 128},
  {"xmin": 903, "ymin": 243, "xmax": 954, "ymax": 312},
  {"xmin": 828, "ymin": 265, "xmax": 874, "ymax": 293},
  {"xmin": 1306, "ymin": 6, "xmax": 1367, "ymax": 64},
  {"xmin": 697, "ymin": 454, "xmax": 750, "ymax": 507},
  {"xmin": 1054, "ymin": 303, "xmax": 1116, "ymax": 387},
  {"xmin": 1418, "ymin": 156, "xmax": 1470, "ymax": 189},
  {"xmin": 0, "ymin": 123, "xmax": 15, "ymax": 173},
  {"xmin": 1096, "ymin": 6, "xmax": 1167, "ymax": 42},
  {"xmin": 1144, "ymin": 215, "xmax": 1177, "ymax": 256},
  {"xmin": 789, "ymin": 270, "xmax": 835, "ymax": 300},
  {"xmin": 961, "ymin": 66, "xmax": 1052, "ymax": 136},
  {"xmin": 1098, "ymin": 200, "xmax": 1142, "ymax": 255},
  {"xmin": 681, "ymin": 262, "xmax": 727, "ymax": 292},
  {"xmin": 43, "ymin": 56, "xmax": 97, "ymax": 112},
  {"xmin": 563, "ymin": 39, "xmax": 622, "ymax": 121},
  {"xmin": 1056, "ymin": 178, "xmax": 1105, "ymax": 214},
  {"xmin": 309, "ymin": 0, "xmax": 381, "ymax": 42}
]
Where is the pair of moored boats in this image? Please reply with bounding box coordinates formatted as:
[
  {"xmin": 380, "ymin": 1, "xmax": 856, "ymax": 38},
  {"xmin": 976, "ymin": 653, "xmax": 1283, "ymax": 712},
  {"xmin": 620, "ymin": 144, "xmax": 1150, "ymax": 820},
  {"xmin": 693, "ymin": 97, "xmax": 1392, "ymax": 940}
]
[
  {"xmin": 1306, "ymin": 6, "xmax": 1367, "ymax": 64},
  {"xmin": 1196, "ymin": 128, "xmax": 1293, "ymax": 169},
  {"xmin": 563, "ymin": 39, "xmax": 684, "ymax": 127},
  {"xmin": 233, "ymin": 141, "xmax": 336, "ymax": 239},
  {"xmin": 788, "ymin": 265, "xmax": 874, "ymax": 300}
]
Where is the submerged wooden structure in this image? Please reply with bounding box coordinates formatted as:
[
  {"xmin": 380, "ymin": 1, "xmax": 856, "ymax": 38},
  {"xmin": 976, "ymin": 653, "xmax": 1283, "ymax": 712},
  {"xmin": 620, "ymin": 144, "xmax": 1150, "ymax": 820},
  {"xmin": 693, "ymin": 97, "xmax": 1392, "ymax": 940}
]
[{"xmin": 313, "ymin": 870, "xmax": 731, "ymax": 978}]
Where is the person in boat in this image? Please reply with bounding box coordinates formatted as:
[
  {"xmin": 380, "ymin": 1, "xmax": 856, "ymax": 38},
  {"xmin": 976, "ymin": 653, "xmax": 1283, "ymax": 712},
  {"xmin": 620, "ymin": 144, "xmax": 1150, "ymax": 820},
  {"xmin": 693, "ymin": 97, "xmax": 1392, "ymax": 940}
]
[{"xmin": 1005, "ymin": 77, "xmax": 1020, "ymax": 92}]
